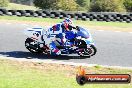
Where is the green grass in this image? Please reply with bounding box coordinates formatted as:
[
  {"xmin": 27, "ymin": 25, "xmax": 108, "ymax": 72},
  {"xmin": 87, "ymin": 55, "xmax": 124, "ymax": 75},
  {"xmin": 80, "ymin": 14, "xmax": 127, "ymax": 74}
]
[
  {"xmin": 0, "ymin": 16, "xmax": 132, "ymax": 28},
  {"xmin": 76, "ymin": 20, "xmax": 132, "ymax": 28},
  {"xmin": 0, "ymin": 59, "xmax": 131, "ymax": 88},
  {"xmin": 6, "ymin": 3, "xmax": 38, "ymax": 10}
]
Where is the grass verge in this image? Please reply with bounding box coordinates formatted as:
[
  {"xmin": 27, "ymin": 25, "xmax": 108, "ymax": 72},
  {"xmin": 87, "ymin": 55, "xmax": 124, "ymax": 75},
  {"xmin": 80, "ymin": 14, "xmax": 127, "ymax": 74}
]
[
  {"xmin": 0, "ymin": 16, "xmax": 132, "ymax": 32},
  {"xmin": 0, "ymin": 58, "xmax": 131, "ymax": 88}
]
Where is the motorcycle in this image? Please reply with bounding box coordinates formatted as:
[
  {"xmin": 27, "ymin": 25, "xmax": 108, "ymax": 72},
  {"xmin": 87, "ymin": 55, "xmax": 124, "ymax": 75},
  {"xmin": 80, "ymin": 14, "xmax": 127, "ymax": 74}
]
[{"xmin": 24, "ymin": 26, "xmax": 97, "ymax": 57}]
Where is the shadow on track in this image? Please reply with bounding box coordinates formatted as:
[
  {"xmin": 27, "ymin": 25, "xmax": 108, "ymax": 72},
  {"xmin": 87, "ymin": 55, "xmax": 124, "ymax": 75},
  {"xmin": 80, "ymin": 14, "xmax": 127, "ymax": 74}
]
[{"xmin": 0, "ymin": 51, "xmax": 90, "ymax": 60}]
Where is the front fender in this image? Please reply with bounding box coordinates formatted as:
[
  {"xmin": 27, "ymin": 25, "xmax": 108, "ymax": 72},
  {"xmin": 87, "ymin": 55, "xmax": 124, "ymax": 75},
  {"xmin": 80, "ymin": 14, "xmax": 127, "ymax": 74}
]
[{"xmin": 82, "ymin": 38, "xmax": 95, "ymax": 45}]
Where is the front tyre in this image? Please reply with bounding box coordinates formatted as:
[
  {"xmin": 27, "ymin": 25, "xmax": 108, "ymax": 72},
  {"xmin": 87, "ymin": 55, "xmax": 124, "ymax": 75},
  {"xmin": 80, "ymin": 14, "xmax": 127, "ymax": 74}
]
[
  {"xmin": 78, "ymin": 45, "xmax": 97, "ymax": 57},
  {"xmin": 85, "ymin": 45, "xmax": 97, "ymax": 56}
]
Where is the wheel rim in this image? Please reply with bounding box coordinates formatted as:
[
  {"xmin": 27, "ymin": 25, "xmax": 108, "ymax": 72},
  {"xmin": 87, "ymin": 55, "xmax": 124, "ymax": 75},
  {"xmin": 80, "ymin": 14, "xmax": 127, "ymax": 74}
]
[
  {"xmin": 25, "ymin": 39, "xmax": 39, "ymax": 53},
  {"xmin": 84, "ymin": 45, "xmax": 96, "ymax": 56},
  {"xmin": 84, "ymin": 48, "xmax": 94, "ymax": 56},
  {"xmin": 25, "ymin": 43, "xmax": 29, "ymax": 47},
  {"xmin": 26, "ymin": 46, "xmax": 38, "ymax": 53}
]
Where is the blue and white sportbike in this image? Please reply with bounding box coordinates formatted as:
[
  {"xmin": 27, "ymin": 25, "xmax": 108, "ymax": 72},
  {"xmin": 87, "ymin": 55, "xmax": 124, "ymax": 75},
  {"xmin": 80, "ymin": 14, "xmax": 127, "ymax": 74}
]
[{"xmin": 24, "ymin": 26, "xmax": 97, "ymax": 57}]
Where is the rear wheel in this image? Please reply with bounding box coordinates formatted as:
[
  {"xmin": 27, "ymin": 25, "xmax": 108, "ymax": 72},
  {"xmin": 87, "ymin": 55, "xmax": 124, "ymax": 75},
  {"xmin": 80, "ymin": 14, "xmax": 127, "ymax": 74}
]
[{"xmin": 25, "ymin": 38, "xmax": 43, "ymax": 54}]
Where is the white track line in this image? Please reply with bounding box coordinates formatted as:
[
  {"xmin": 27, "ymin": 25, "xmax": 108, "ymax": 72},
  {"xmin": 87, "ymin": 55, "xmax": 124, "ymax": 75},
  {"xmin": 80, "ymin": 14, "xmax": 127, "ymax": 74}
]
[
  {"xmin": 115, "ymin": 31, "xmax": 121, "ymax": 33},
  {"xmin": 21, "ymin": 24, "xmax": 29, "ymax": 26},
  {"xmin": 97, "ymin": 30, "xmax": 104, "ymax": 31},
  {"xmin": 6, "ymin": 23, "xmax": 11, "ymax": 25},
  {"xmin": 129, "ymin": 32, "xmax": 132, "ymax": 34}
]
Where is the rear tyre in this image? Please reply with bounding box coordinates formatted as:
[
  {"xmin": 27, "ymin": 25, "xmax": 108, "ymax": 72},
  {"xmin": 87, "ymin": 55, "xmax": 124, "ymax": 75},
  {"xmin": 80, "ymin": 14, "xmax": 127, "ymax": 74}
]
[{"xmin": 25, "ymin": 38, "xmax": 43, "ymax": 54}]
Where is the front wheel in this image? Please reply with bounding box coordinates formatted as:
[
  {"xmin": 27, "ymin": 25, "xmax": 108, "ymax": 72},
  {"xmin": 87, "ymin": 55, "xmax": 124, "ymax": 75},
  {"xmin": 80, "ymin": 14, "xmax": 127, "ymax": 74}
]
[
  {"xmin": 85, "ymin": 45, "xmax": 97, "ymax": 56},
  {"xmin": 78, "ymin": 45, "xmax": 97, "ymax": 57}
]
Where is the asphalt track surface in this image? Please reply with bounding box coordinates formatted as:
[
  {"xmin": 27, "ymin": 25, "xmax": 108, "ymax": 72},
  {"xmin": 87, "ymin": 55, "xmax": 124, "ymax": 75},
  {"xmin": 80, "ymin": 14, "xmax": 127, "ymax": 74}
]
[{"xmin": 0, "ymin": 22, "xmax": 132, "ymax": 67}]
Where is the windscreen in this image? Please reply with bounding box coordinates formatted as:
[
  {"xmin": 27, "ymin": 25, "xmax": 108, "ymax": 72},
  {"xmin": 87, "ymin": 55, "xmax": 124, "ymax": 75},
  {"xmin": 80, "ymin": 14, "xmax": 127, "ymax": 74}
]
[{"xmin": 77, "ymin": 27, "xmax": 89, "ymax": 38}]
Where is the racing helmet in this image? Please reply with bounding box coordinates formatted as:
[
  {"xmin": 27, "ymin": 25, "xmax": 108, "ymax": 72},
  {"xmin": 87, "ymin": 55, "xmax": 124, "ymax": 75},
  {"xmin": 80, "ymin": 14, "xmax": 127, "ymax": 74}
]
[
  {"xmin": 63, "ymin": 18, "xmax": 73, "ymax": 25},
  {"xmin": 62, "ymin": 18, "xmax": 75, "ymax": 30}
]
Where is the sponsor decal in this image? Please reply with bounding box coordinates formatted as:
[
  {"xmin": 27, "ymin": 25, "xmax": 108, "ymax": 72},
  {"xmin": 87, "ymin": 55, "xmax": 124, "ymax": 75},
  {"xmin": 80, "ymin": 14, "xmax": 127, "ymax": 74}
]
[{"xmin": 76, "ymin": 66, "xmax": 131, "ymax": 85}]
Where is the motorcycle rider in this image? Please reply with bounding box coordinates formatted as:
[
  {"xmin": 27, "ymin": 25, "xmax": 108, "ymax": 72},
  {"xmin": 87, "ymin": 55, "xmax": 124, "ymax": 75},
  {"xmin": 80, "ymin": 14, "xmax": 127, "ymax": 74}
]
[{"xmin": 49, "ymin": 18, "xmax": 76, "ymax": 55}]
